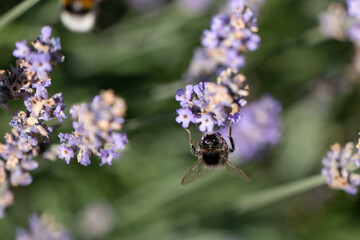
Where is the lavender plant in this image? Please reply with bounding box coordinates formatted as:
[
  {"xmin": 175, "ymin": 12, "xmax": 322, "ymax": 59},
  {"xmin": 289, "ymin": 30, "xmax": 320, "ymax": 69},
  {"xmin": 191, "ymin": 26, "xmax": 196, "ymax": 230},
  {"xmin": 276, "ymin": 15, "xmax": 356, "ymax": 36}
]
[
  {"xmin": 176, "ymin": 68, "xmax": 249, "ymax": 133},
  {"xmin": 15, "ymin": 213, "xmax": 72, "ymax": 240},
  {"xmin": 4, "ymin": 0, "xmax": 360, "ymax": 238},
  {"xmin": 0, "ymin": 26, "xmax": 65, "ymax": 218},
  {"xmin": 321, "ymin": 143, "xmax": 360, "ymax": 195},
  {"xmin": 185, "ymin": 0, "xmax": 260, "ymax": 82},
  {"xmin": 57, "ymin": 90, "xmax": 128, "ymax": 166}
]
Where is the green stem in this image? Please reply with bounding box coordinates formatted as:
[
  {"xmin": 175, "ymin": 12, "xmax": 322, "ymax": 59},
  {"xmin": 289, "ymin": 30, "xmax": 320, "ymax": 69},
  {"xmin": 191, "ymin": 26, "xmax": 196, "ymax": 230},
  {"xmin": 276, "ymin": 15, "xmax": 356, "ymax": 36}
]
[
  {"xmin": 118, "ymin": 174, "xmax": 327, "ymax": 239},
  {"xmin": 233, "ymin": 174, "xmax": 326, "ymax": 214},
  {"xmin": 0, "ymin": 0, "xmax": 40, "ymax": 32}
]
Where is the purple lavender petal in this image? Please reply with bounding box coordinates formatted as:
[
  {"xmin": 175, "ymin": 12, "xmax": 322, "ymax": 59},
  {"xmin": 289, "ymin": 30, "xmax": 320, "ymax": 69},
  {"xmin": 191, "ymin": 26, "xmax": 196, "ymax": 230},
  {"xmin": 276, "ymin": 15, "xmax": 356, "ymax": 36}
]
[{"xmin": 13, "ymin": 40, "xmax": 30, "ymax": 59}]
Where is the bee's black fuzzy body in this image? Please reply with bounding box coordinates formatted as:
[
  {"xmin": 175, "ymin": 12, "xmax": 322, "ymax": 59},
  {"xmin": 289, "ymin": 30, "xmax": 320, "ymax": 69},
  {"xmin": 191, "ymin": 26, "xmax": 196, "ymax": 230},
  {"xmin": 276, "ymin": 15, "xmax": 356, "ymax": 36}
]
[
  {"xmin": 181, "ymin": 127, "xmax": 251, "ymax": 185},
  {"xmin": 197, "ymin": 133, "xmax": 229, "ymax": 167}
]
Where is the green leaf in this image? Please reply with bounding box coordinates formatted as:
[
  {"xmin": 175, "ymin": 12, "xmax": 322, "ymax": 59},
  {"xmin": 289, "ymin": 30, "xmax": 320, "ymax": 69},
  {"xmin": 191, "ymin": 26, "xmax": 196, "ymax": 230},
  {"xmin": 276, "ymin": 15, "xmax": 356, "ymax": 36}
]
[{"xmin": 0, "ymin": 0, "xmax": 40, "ymax": 32}]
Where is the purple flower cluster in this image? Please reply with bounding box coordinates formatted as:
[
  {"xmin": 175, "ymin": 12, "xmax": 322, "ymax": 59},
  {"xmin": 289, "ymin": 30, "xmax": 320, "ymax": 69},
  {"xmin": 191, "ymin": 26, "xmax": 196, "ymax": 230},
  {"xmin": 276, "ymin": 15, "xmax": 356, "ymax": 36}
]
[
  {"xmin": 15, "ymin": 213, "xmax": 72, "ymax": 240},
  {"xmin": 185, "ymin": 0, "xmax": 260, "ymax": 82},
  {"xmin": 0, "ymin": 26, "xmax": 65, "ymax": 218},
  {"xmin": 0, "ymin": 26, "xmax": 64, "ymax": 111},
  {"xmin": 220, "ymin": 94, "xmax": 282, "ymax": 161},
  {"xmin": 176, "ymin": 68, "xmax": 249, "ymax": 133},
  {"xmin": 321, "ymin": 143, "xmax": 360, "ymax": 195},
  {"xmin": 58, "ymin": 90, "xmax": 128, "ymax": 166}
]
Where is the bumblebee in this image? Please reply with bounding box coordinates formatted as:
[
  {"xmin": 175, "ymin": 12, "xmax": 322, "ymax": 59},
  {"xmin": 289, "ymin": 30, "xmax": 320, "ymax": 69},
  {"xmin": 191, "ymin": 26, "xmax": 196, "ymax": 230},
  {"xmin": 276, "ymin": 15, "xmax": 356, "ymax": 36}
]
[
  {"xmin": 60, "ymin": 0, "xmax": 98, "ymax": 32},
  {"xmin": 181, "ymin": 124, "xmax": 251, "ymax": 185}
]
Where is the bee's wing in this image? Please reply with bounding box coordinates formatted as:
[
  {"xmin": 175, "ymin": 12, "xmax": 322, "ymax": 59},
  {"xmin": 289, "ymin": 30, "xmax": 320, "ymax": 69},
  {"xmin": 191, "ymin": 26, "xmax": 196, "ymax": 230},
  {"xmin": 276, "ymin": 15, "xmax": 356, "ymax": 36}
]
[
  {"xmin": 181, "ymin": 160, "xmax": 206, "ymax": 185},
  {"xmin": 224, "ymin": 160, "xmax": 251, "ymax": 182}
]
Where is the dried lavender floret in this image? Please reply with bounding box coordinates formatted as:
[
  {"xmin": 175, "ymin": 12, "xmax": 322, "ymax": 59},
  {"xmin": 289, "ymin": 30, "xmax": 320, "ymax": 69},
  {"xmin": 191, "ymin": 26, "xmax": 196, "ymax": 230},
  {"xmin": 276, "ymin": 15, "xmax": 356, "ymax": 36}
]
[
  {"xmin": 321, "ymin": 143, "xmax": 360, "ymax": 195},
  {"xmin": 58, "ymin": 90, "xmax": 128, "ymax": 166},
  {"xmin": 176, "ymin": 68, "xmax": 249, "ymax": 133},
  {"xmin": 220, "ymin": 94, "xmax": 282, "ymax": 161},
  {"xmin": 15, "ymin": 213, "xmax": 73, "ymax": 240}
]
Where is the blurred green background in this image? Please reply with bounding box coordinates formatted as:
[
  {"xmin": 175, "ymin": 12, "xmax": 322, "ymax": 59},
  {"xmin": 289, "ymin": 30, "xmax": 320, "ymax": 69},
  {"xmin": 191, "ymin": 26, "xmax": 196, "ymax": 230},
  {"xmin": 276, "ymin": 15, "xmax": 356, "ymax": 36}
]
[{"xmin": 1, "ymin": 0, "xmax": 360, "ymax": 239}]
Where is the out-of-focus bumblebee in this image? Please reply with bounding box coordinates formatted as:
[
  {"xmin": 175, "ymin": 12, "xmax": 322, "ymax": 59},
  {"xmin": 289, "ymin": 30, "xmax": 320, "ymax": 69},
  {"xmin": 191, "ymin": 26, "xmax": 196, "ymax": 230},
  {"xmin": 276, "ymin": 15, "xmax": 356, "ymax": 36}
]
[
  {"xmin": 181, "ymin": 125, "xmax": 251, "ymax": 185},
  {"xmin": 60, "ymin": 0, "xmax": 99, "ymax": 33}
]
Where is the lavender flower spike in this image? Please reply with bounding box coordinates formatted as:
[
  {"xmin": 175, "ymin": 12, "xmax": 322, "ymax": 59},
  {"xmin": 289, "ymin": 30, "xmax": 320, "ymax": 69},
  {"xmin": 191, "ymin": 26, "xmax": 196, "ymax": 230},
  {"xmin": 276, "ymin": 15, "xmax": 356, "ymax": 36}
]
[
  {"xmin": 321, "ymin": 143, "xmax": 360, "ymax": 195},
  {"xmin": 0, "ymin": 26, "xmax": 65, "ymax": 218},
  {"xmin": 58, "ymin": 90, "xmax": 128, "ymax": 166},
  {"xmin": 1, "ymin": 26, "xmax": 64, "ymax": 111},
  {"xmin": 176, "ymin": 68, "xmax": 249, "ymax": 133},
  {"xmin": 185, "ymin": 0, "xmax": 260, "ymax": 82},
  {"xmin": 204, "ymin": 0, "xmax": 260, "ymax": 60}
]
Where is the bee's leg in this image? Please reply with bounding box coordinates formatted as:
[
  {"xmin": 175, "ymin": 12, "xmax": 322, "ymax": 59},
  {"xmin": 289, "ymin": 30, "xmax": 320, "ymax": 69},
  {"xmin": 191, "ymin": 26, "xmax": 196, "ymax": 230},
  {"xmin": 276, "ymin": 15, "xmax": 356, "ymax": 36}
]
[
  {"xmin": 185, "ymin": 128, "xmax": 196, "ymax": 155},
  {"xmin": 228, "ymin": 122, "xmax": 235, "ymax": 152}
]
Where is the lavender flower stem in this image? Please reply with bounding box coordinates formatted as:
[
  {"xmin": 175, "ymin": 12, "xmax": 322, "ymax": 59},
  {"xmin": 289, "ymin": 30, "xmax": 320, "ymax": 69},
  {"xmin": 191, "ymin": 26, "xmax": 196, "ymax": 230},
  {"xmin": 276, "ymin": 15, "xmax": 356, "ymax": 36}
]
[
  {"xmin": 0, "ymin": 0, "xmax": 40, "ymax": 32},
  {"xmin": 233, "ymin": 174, "xmax": 326, "ymax": 214},
  {"xmin": 115, "ymin": 174, "xmax": 326, "ymax": 238}
]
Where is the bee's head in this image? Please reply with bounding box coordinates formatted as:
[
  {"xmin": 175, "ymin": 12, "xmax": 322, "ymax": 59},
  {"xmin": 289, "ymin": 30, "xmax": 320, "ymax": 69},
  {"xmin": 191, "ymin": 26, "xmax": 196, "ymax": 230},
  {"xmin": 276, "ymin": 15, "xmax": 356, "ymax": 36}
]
[{"xmin": 202, "ymin": 133, "xmax": 221, "ymax": 148}]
